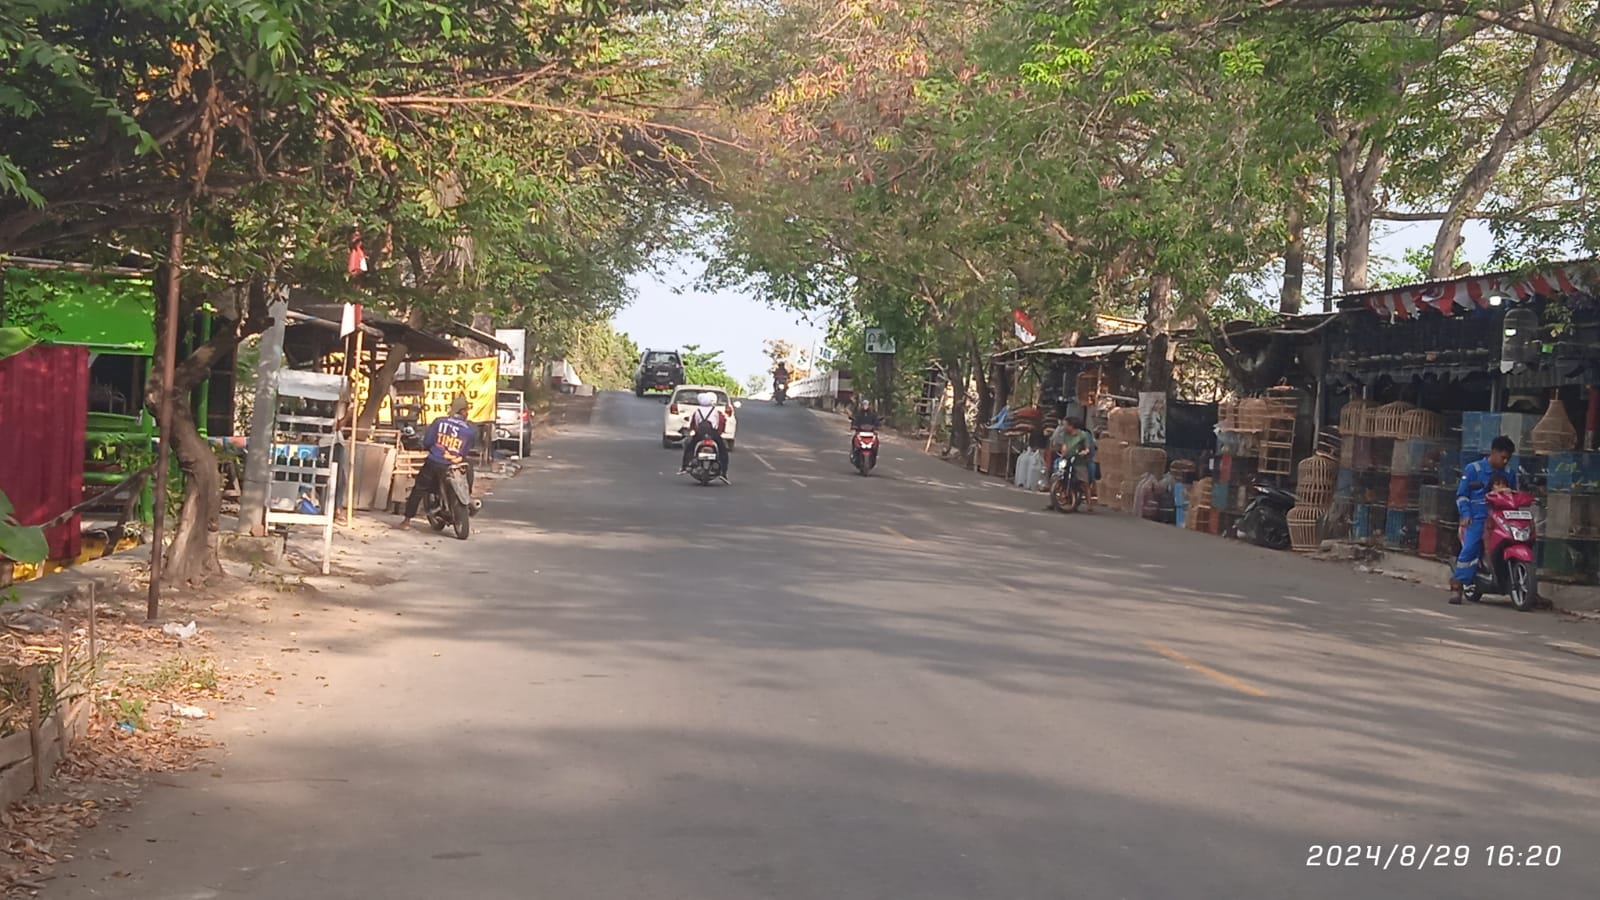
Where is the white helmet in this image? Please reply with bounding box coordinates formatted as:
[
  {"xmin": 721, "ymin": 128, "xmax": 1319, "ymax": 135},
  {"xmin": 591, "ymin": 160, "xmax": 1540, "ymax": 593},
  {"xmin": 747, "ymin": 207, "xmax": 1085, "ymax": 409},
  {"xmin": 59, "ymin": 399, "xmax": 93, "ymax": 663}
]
[{"xmin": 698, "ymin": 391, "xmax": 717, "ymax": 408}]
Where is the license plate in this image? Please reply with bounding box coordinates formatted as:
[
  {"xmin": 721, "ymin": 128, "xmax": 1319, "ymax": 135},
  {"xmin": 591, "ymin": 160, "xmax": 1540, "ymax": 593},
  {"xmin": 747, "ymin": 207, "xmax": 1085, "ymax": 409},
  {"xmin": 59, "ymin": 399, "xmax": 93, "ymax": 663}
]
[
  {"xmin": 697, "ymin": 449, "xmax": 717, "ymax": 460},
  {"xmin": 1503, "ymin": 510, "xmax": 1533, "ymax": 520}
]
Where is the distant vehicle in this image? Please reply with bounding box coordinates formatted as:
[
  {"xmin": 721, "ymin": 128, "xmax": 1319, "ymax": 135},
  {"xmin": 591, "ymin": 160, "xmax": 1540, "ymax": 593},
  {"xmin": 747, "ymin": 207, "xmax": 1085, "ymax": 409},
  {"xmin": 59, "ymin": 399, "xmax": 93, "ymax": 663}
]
[
  {"xmin": 634, "ymin": 349, "xmax": 685, "ymax": 397},
  {"xmin": 663, "ymin": 385, "xmax": 739, "ymax": 450},
  {"xmin": 493, "ymin": 390, "xmax": 531, "ymax": 454}
]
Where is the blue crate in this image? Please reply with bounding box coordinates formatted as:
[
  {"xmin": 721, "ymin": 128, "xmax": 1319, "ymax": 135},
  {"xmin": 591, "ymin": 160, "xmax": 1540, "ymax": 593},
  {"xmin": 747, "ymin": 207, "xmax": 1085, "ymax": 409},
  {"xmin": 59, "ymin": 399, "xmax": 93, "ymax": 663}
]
[
  {"xmin": 1172, "ymin": 483, "xmax": 1188, "ymax": 509},
  {"xmin": 1547, "ymin": 453, "xmax": 1600, "ymax": 493},
  {"xmin": 1212, "ymin": 480, "xmax": 1231, "ymax": 511},
  {"xmin": 1460, "ymin": 411, "xmax": 1500, "ymax": 453},
  {"xmin": 1336, "ymin": 468, "xmax": 1355, "ymax": 497},
  {"xmin": 1499, "ymin": 412, "xmax": 1539, "ymax": 453},
  {"xmin": 1386, "ymin": 509, "xmax": 1420, "ymax": 549},
  {"xmin": 1353, "ymin": 504, "xmax": 1371, "ymax": 539}
]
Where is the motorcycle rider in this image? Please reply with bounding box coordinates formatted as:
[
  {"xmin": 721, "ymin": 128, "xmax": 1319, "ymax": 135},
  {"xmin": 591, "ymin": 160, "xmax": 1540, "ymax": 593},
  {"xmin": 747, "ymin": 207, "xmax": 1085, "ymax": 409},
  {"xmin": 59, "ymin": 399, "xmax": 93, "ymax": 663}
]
[
  {"xmin": 1045, "ymin": 417, "xmax": 1094, "ymax": 510},
  {"xmin": 398, "ymin": 395, "xmax": 476, "ymax": 530},
  {"xmin": 679, "ymin": 391, "xmax": 730, "ymax": 481},
  {"xmin": 1450, "ymin": 434, "xmax": 1517, "ymax": 604},
  {"xmin": 773, "ymin": 362, "xmax": 791, "ymax": 394},
  {"xmin": 852, "ymin": 398, "xmax": 881, "ymax": 432}
]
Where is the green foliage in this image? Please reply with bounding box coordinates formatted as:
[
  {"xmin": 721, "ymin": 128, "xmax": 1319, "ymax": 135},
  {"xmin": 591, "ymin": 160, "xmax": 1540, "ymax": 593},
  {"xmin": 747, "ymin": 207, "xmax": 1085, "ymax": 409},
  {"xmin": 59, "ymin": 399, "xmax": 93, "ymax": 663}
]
[
  {"xmin": 681, "ymin": 343, "xmax": 743, "ymax": 396},
  {"xmin": 0, "ymin": 487, "xmax": 47, "ymax": 564}
]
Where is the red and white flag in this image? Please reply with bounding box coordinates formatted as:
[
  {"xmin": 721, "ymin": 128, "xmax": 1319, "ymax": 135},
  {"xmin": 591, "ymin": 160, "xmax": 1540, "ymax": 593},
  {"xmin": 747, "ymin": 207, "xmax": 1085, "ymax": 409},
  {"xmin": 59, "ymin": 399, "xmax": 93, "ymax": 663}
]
[
  {"xmin": 340, "ymin": 303, "xmax": 363, "ymax": 338},
  {"xmin": 1013, "ymin": 309, "xmax": 1037, "ymax": 345}
]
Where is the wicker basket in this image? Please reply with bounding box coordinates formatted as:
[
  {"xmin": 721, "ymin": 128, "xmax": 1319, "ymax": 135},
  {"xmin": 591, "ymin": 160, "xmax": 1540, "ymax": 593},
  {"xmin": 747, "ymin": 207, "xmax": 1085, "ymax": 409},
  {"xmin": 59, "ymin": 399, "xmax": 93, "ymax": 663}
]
[
  {"xmin": 1340, "ymin": 398, "xmax": 1378, "ymax": 437},
  {"xmin": 1288, "ymin": 507, "xmax": 1322, "ymax": 552},
  {"xmin": 1371, "ymin": 401, "xmax": 1416, "ymax": 439},
  {"xmin": 1107, "ymin": 406, "xmax": 1140, "ymax": 442},
  {"xmin": 1530, "ymin": 392, "xmax": 1578, "ymax": 454},
  {"xmin": 1296, "ymin": 452, "xmax": 1337, "ymax": 509},
  {"xmin": 1397, "ymin": 408, "xmax": 1444, "ymax": 440},
  {"xmin": 1129, "ymin": 447, "xmax": 1168, "ymax": 477}
]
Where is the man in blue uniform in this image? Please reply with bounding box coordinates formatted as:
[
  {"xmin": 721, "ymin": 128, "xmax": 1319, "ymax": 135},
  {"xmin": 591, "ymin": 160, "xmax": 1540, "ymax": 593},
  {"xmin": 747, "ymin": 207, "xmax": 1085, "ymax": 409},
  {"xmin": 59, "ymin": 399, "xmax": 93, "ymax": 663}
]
[
  {"xmin": 1451, "ymin": 434, "xmax": 1517, "ymax": 604},
  {"xmin": 398, "ymin": 395, "xmax": 477, "ymax": 529}
]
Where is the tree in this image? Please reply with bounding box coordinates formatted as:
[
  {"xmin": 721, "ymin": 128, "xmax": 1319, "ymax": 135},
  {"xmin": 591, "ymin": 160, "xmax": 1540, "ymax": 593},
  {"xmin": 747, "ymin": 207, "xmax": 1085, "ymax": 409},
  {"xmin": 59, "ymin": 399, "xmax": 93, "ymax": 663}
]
[{"xmin": 680, "ymin": 344, "xmax": 743, "ymax": 395}]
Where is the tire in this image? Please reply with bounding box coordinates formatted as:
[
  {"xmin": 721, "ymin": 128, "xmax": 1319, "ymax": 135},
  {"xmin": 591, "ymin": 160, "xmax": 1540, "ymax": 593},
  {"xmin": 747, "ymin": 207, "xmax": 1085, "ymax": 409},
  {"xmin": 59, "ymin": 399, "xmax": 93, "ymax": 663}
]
[
  {"xmin": 449, "ymin": 492, "xmax": 471, "ymax": 540},
  {"xmin": 1508, "ymin": 560, "xmax": 1536, "ymax": 611},
  {"xmin": 1050, "ymin": 478, "xmax": 1082, "ymax": 513},
  {"xmin": 1263, "ymin": 519, "xmax": 1290, "ymax": 551},
  {"xmin": 428, "ymin": 514, "xmax": 447, "ymax": 532},
  {"xmin": 635, "ymin": 385, "xmax": 646, "ymax": 398}
]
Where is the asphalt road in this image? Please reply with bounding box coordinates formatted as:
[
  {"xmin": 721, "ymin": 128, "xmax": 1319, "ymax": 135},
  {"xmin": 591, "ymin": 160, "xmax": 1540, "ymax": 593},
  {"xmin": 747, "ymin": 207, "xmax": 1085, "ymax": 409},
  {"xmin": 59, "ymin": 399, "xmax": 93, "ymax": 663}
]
[{"xmin": 47, "ymin": 393, "xmax": 1600, "ymax": 899}]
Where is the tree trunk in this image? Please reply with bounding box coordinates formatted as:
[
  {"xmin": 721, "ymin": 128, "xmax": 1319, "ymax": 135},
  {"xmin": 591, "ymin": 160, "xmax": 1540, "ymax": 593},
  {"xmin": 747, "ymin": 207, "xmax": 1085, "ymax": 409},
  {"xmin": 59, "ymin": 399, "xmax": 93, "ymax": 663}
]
[
  {"xmin": 1334, "ymin": 137, "xmax": 1386, "ymax": 293},
  {"xmin": 1281, "ymin": 180, "xmax": 1309, "ymax": 314},
  {"xmin": 357, "ymin": 341, "xmax": 409, "ymax": 430},
  {"xmin": 1141, "ymin": 273, "xmax": 1176, "ymax": 394},
  {"xmin": 972, "ymin": 335, "xmax": 994, "ymax": 434},
  {"xmin": 874, "ymin": 351, "xmax": 896, "ymax": 421},
  {"xmin": 164, "ymin": 399, "xmax": 223, "ymax": 583},
  {"xmin": 948, "ymin": 355, "xmax": 971, "ymax": 454}
]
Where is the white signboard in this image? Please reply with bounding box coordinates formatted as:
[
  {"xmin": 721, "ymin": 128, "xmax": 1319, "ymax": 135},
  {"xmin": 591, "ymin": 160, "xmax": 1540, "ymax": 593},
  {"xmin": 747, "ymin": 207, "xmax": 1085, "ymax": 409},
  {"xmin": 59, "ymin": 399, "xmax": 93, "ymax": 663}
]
[
  {"xmin": 864, "ymin": 328, "xmax": 897, "ymax": 355},
  {"xmin": 495, "ymin": 328, "xmax": 526, "ymax": 377}
]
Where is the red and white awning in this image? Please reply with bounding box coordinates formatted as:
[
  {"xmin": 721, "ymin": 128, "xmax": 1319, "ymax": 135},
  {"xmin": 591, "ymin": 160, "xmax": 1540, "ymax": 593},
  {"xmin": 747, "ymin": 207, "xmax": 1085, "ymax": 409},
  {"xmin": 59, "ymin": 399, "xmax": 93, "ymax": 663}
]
[{"xmin": 1358, "ymin": 264, "xmax": 1587, "ymax": 319}]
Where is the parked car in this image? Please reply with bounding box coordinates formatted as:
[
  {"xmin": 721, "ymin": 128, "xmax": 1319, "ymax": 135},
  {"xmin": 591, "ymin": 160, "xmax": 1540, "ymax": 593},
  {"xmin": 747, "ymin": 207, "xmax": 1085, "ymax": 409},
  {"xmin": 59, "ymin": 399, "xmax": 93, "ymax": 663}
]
[
  {"xmin": 634, "ymin": 349, "xmax": 685, "ymax": 397},
  {"xmin": 493, "ymin": 390, "xmax": 532, "ymax": 453},
  {"xmin": 662, "ymin": 385, "xmax": 739, "ymax": 449}
]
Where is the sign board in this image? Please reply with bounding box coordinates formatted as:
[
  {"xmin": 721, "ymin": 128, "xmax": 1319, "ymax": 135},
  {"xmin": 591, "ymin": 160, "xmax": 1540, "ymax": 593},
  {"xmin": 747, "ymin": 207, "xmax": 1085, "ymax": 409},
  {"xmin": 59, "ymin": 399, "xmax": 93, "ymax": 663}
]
[
  {"xmin": 1013, "ymin": 309, "xmax": 1037, "ymax": 345},
  {"xmin": 864, "ymin": 328, "xmax": 897, "ymax": 355},
  {"xmin": 421, "ymin": 357, "xmax": 500, "ymax": 422},
  {"xmin": 494, "ymin": 328, "xmax": 526, "ymax": 377},
  {"xmin": 1138, "ymin": 391, "xmax": 1168, "ymax": 446},
  {"xmin": 818, "ymin": 346, "xmax": 836, "ymax": 363}
]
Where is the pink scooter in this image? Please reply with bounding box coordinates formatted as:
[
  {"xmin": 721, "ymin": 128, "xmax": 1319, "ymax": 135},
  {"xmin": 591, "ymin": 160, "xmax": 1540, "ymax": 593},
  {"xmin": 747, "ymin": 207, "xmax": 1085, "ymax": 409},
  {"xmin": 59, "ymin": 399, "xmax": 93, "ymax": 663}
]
[{"xmin": 1460, "ymin": 490, "xmax": 1539, "ymax": 611}]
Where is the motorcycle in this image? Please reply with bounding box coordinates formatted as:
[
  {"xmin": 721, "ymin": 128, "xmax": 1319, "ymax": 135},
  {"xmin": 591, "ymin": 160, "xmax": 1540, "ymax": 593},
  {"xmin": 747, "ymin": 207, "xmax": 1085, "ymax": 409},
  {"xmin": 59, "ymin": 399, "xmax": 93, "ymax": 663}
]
[
  {"xmin": 682, "ymin": 428, "xmax": 726, "ymax": 485},
  {"xmin": 1461, "ymin": 490, "xmax": 1539, "ymax": 611},
  {"xmin": 1235, "ymin": 480, "xmax": 1296, "ymax": 550},
  {"xmin": 773, "ymin": 381, "xmax": 788, "ymax": 406},
  {"xmin": 850, "ymin": 428, "xmax": 879, "ymax": 476},
  {"xmin": 1048, "ymin": 452, "xmax": 1088, "ymax": 513},
  {"xmin": 423, "ymin": 461, "xmax": 477, "ymax": 540}
]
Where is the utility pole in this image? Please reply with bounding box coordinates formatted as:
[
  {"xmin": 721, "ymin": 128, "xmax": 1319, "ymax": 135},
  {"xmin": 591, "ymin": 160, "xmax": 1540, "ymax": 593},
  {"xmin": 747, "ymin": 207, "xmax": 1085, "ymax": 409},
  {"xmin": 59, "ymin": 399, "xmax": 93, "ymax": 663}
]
[
  {"xmin": 237, "ymin": 287, "xmax": 288, "ymax": 537},
  {"xmin": 1323, "ymin": 166, "xmax": 1338, "ymax": 312}
]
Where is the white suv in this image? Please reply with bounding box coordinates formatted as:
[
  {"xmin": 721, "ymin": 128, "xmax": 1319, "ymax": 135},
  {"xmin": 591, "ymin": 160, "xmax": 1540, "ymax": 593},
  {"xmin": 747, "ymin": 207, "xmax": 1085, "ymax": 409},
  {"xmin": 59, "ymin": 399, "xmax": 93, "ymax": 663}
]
[{"xmin": 663, "ymin": 385, "xmax": 739, "ymax": 449}]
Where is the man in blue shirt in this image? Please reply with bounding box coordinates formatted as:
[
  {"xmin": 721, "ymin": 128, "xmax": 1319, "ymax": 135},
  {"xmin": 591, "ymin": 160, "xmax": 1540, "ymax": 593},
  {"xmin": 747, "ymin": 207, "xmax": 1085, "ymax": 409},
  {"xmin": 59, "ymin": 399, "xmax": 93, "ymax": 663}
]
[
  {"xmin": 1451, "ymin": 434, "xmax": 1517, "ymax": 604},
  {"xmin": 398, "ymin": 395, "xmax": 477, "ymax": 529}
]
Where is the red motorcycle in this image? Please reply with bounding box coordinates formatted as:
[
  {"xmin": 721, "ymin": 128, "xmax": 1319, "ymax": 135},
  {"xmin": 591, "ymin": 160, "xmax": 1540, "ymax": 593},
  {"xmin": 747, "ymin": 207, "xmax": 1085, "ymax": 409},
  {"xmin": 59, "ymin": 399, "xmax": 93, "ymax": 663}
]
[
  {"xmin": 1461, "ymin": 490, "xmax": 1539, "ymax": 611},
  {"xmin": 850, "ymin": 428, "xmax": 879, "ymax": 476}
]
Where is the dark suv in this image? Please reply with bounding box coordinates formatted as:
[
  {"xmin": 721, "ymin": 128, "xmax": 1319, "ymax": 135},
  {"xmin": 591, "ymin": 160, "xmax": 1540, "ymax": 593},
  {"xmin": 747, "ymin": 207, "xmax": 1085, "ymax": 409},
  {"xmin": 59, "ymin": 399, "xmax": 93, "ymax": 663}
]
[{"xmin": 634, "ymin": 349, "xmax": 685, "ymax": 397}]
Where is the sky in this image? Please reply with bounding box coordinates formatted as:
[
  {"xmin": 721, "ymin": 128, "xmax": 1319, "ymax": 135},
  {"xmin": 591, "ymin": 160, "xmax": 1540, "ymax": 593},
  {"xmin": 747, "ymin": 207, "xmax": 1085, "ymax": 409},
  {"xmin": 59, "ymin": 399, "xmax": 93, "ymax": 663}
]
[
  {"xmin": 616, "ymin": 252, "xmax": 829, "ymax": 384},
  {"xmin": 613, "ymin": 219, "xmax": 1514, "ymax": 382}
]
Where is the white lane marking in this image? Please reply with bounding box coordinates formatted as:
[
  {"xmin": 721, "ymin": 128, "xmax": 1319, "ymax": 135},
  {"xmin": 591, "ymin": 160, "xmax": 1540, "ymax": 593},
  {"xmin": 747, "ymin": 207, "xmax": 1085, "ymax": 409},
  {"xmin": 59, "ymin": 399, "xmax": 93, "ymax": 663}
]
[
  {"xmin": 790, "ymin": 478, "xmax": 806, "ymax": 488},
  {"xmin": 750, "ymin": 450, "xmax": 777, "ymax": 471}
]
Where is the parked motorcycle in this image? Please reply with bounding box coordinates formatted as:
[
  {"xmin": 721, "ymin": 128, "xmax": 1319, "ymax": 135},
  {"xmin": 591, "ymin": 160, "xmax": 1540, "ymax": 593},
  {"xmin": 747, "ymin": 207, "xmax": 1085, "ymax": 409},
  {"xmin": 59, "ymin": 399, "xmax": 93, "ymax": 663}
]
[
  {"xmin": 1462, "ymin": 489, "xmax": 1539, "ymax": 611},
  {"xmin": 423, "ymin": 461, "xmax": 476, "ymax": 540},
  {"xmin": 1235, "ymin": 481, "xmax": 1296, "ymax": 550},
  {"xmin": 774, "ymin": 381, "xmax": 788, "ymax": 406},
  {"xmin": 850, "ymin": 428, "xmax": 879, "ymax": 476},
  {"xmin": 1048, "ymin": 452, "xmax": 1088, "ymax": 513},
  {"xmin": 682, "ymin": 428, "xmax": 726, "ymax": 485}
]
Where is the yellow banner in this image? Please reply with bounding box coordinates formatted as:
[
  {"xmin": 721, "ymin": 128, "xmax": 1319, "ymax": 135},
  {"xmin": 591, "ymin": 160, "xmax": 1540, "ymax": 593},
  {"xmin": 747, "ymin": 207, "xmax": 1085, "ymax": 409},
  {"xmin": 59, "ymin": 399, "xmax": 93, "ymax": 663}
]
[{"xmin": 420, "ymin": 357, "xmax": 499, "ymax": 423}]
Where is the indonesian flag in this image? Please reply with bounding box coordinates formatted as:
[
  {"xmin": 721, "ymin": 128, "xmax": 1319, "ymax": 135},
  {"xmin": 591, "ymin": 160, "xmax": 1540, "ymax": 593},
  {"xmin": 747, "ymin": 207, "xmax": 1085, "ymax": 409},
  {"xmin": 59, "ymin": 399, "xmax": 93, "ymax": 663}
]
[
  {"xmin": 340, "ymin": 303, "xmax": 363, "ymax": 338},
  {"xmin": 1013, "ymin": 309, "xmax": 1037, "ymax": 345}
]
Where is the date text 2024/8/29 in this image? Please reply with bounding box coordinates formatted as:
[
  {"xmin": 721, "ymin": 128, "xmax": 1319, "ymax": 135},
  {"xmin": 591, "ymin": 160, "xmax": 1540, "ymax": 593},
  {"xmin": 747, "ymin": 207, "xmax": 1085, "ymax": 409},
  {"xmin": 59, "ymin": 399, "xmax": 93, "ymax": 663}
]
[{"xmin": 1306, "ymin": 844, "xmax": 1562, "ymax": 870}]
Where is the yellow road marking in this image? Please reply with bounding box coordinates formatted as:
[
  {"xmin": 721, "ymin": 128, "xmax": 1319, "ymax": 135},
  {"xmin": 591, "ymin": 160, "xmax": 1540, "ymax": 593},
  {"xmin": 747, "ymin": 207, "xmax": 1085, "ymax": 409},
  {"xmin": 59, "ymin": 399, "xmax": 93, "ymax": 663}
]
[
  {"xmin": 1144, "ymin": 640, "xmax": 1268, "ymax": 698},
  {"xmin": 880, "ymin": 525, "xmax": 914, "ymax": 543}
]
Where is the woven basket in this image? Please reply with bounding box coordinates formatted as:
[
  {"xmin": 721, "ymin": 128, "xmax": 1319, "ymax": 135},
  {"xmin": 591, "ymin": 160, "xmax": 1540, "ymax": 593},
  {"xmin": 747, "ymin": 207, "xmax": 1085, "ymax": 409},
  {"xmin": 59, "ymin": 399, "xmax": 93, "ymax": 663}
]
[
  {"xmin": 1191, "ymin": 477, "xmax": 1214, "ymax": 510},
  {"xmin": 1371, "ymin": 401, "xmax": 1416, "ymax": 439},
  {"xmin": 1340, "ymin": 398, "xmax": 1378, "ymax": 438},
  {"xmin": 1288, "ymin": 507, "xmax": 1322, "ymax": 552},
  {"xmin": 1107, "ymin": 406, "xmax": 1140, "ymax": 442},
  {"xmin": 1397, "ymin": 408, "xmax": 1444, "ymax": 440},
  {"xmin": 1130, "ymin": 447, "xmax": 1167, "ymax": 477},
  {"xmin": 1296, "ymin": 452, "xmax": 1337, "ymax": 509},
  {"xmin": 1530, "ymin": 392, "xmax": 1578, "ymax": 454}
]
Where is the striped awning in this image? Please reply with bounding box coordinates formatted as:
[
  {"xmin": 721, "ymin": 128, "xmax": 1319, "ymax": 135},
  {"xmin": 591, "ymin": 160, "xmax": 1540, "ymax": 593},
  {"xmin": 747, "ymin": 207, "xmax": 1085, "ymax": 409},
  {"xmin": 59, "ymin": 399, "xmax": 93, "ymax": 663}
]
[{"xmin": 1344, "ymin": 263, "xmax": 1590, "ymax": 319}]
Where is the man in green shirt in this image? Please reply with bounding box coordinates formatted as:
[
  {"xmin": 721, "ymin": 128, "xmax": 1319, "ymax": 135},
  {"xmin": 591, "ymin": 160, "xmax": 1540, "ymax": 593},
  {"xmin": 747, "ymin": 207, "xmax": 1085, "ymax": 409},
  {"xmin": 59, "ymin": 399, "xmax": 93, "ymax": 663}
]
[{"xmin": 1045, "ymin": 417, "xmax": 1095, "ymax": 510}]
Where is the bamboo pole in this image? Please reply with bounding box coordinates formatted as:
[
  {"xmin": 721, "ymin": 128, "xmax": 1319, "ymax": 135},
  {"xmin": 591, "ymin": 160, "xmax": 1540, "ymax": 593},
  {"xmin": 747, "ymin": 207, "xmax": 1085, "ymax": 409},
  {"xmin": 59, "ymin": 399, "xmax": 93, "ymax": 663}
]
[{"xmin": 346, "ymin": 327, "xmax": 365, "ymax": 524}]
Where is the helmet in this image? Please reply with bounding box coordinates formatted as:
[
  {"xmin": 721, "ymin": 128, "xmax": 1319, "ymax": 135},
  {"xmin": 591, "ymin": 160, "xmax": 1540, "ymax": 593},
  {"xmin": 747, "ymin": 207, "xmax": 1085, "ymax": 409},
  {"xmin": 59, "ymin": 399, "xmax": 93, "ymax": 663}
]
[
  {"xmin": 860, "ymin": 399, "xmax": 873, "ymax": 410},
  {"xmin": 698, "ymin": 391, "xmax": 717, "ymax": 407}
]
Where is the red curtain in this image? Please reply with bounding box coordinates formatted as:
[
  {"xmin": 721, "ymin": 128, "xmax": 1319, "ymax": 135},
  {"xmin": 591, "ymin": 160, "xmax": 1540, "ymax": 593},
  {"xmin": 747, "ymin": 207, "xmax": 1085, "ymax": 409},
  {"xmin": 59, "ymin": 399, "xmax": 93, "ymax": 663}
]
[{"xmin": 0, "ymin": 345, "xmax": 89, "ymax": 560}]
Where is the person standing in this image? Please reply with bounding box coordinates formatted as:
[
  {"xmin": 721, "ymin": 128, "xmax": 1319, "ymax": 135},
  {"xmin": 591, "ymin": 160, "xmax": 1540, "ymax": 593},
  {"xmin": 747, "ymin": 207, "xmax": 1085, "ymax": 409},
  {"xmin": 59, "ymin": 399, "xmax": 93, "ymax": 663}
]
[{"xmin": 1451, "ymin": 435, "xmax": 1517, "ymax": 604}]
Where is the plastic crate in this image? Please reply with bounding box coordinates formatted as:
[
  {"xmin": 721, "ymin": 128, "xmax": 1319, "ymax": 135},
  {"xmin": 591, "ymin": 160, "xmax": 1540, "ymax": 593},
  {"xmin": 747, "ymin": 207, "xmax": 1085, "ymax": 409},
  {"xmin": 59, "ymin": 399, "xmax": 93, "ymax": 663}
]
[
  {"xmin": 1391, "ymin": 438, "xmax": 1455, "ymax": 477},
  {"xmin": 1352, "ymin": 504, "xmax": 1371, "ymax": 540},
  {"xmin": 1418, "ymin": 522, "xmax": 1438, "ymax": 556},
  {"xmin": 1386, "ymin": 509, "xmax": 1420, "ymax": 550},
  {"xmin": 1212, "ymin": 480, "xmax": 1231, "ymax": 512},
  {"xmin": 1419, "ymin": 485, "xmax": 1456, "ymax": 524},
  {"xmin": 1538, "ymin": 538, "xmax": 1600, "ymax": 583},
  {"xmin": 1545, "ymin": 492, "xmax": 1600, "ymax": 540},
  {"xmin": 1335, "ymin": 468, "xmax": 1355, "ymax": 498},
  {"xmin": 1388, "ymin": 474, "xmax": 1417, "ymax": 510},
  {"xmin": 1460, "ymin": 411, "xmax": 1500, "ymax": 454},
  {"xmin": 1546, "ymin": 453, "xmax": 1600, "ymax": 494}
]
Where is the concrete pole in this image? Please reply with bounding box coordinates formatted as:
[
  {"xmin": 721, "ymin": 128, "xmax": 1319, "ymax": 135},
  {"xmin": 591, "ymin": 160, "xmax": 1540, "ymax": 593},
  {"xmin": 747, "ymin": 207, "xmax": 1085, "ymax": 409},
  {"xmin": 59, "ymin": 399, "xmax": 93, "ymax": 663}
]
[{"xmin": 236, "ymin": 290, "xmax": 288, "ymax": 536}]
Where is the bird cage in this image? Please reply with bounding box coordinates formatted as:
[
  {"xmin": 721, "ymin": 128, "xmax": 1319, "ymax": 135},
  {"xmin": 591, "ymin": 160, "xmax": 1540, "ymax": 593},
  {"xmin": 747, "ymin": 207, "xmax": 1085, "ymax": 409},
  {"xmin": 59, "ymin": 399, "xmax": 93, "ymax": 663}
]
[
  {"xmin": 1296, "ymin": 452, "xmax": 1337, "ymax": 510},
  {"xmin": 1288, "ymin": 507, "xmax": 1322, "ymax": 552},
  {"xmin": 1340, "ymin": 398, "xmax": 1378, "ymax": 437},
  {"xmin": 1075, "ymin": 369, "xmax": 1100, "ymax": 405},
  {"xmin": 1371, "ymin": 401, "xmax": 1416, "ymax": 439},
  {"xmin": 1397, "ymin": 408, "xmax": 1444, "ymax": 440},
  {"xmin": 1266, "ymin": 385, "xmax": 1299, "ymax": 419},
  {"xmin": 1216, "ymin": 398, "xmax": 1238, "ymax": 432},
  {"xmin": 1237, "ymin": 397, "xmax": 1269, "ymax": 432}
]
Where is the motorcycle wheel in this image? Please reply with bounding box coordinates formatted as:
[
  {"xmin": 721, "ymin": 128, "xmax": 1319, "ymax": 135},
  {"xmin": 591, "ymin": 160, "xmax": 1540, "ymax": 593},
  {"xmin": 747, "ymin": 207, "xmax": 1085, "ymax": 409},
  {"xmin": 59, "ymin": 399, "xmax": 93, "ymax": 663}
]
[
  {"xmin": 1050, "ymin": 478, "xmax": 1083, "ymax": 513},
  {"xmin": 1262, "ymin": 518, "xmax": 1290, "ymax": 551},
  {"xmin": 448, "ymin": 493, "xmax": 471, "ymax": 540},
  {"xmin": 1508, "ymin": 560, "xmax": 1536, "ymax": 612},
  {"xmin": 856, "ymin": 456, "xmax": 871, "ymax": 476},
  {"xmin": 691, "ymin": 467, "xmax": 714, "ymax": 486},
  {"xmin": 427, "ymin": 514, "xmax": 447, "ymax": 532}
]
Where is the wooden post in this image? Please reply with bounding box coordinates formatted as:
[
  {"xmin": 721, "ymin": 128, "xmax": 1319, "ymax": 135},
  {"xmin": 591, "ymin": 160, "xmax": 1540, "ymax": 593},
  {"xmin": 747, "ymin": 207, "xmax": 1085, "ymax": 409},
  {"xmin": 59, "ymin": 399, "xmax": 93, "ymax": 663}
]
[
  {"xmin": 87, "ymin": 582, "xmax": 97, "ymax": 712},
  {"xmin": 27, "ymin": 668, "xmax": 43, "ymax": 793},
  {"xmin": 346, "ymin": 328, "xmax": 365, "ymax": 524}
]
